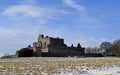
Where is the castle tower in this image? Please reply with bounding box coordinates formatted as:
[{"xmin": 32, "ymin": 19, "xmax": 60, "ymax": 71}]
[
  {"xmin": 77, "ymin": 43, "xmax": 82, "ymax": 48},
  {"xmin": 38, "ymin": 34, "xmax": 44, "ymax": 42}
]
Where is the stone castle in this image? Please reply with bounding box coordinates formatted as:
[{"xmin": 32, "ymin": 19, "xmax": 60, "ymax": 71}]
[
  {"xmin": 1, "ymin": 34, "xmax": 105, "ymax": 58},
  {"xmin": 32, "ymin": 34, "xmax": 85, "ymax": 57}
]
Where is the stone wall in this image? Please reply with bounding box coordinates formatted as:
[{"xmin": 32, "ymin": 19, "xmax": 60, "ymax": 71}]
[
  {"xmin": 33, "ymin": 47, "xmax": 42, "ymax": 57},
  {"xmin": 33, "ymin": 34, "xmax": 85, "ymax": 57},
  {"xmin": 47, "ymin": 46, "xmax": 85, "ymax": 57}
]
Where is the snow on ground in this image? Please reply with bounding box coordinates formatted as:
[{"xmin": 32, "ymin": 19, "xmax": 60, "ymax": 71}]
[
  {"xmin": 89, "ymin": 66, "xmax": 120, "ymax": 75},
  {"xmin": 52, "ymin": 66, "xmax": 120, "ymax": 75},
  {"xmin": 0, "ymin": 57, "xmax": 120, "ymax": 75}
]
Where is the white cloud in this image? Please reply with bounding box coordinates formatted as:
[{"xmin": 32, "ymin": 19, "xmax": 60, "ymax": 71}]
[
  {"xmin": 63, "ymin": 33, "xmax": 104, "ymax": 48},
  {"xmin": 80, "ymin": 37, "xmax": 104, "ymax": 48},
  {"xmin": 0, "ymin": 25, "xmax": 44, "ymax": 56},
  {"xmin": 63, "ymin": 0, "xmax": 105, "ymax": 31},
  {"xmin": 3, "ymin": 5, "xmax": 68, "ymax": 18},
  {"xmin": 63, "ymin": 0, "xmax": 86, "ymax": 11}
]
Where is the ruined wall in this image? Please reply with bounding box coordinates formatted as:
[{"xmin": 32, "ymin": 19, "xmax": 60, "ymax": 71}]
[
  {"xmin": 33, "ymin": 47, "xmax": 42, "ymax": 57},
  {"xmin": 47, "ymin": 46, "xmax": 85, "ymax": 57},
  {"xmin": 50, "ymin": 38, "xmax": 64, "ymax": 46},
  {"xmin": 33, "ymin": 34, "xmax": 85, "ymax": 57},
  {"xmin": 38, "ymin": 35, "xmax": 50, "ymax": 47},
  {"xmin": 33, "ymin": 34, "xmax": 50, "ymax": 53}
]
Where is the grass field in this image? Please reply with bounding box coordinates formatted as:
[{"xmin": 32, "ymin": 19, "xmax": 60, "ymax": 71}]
[{"xmin": 0, "ymin": 57, "xmax": 120, "ymax": 75}]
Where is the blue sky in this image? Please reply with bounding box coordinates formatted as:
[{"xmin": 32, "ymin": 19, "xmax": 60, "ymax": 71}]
[{"xmin": 0, "ymin": 0, "xmax": 120, "ymax": 56}]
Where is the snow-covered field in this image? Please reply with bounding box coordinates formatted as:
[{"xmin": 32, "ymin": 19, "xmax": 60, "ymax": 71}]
[{"xmin": 0, "ymin": 57, "xmax": 120, "ymax": 75}]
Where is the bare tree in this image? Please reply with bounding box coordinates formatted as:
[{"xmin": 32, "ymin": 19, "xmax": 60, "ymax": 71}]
[
  {"xmin": 100, "ymin": 41, "xmax": 111, "ymax": 50},
  {"xmin": 113, "ymin": 39, "xmax": 120, "ymax": 47}
]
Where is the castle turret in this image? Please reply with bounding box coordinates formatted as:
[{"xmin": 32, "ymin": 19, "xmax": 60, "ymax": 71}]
[
  {"xmin": 77, "ymin": 43, "xmax": 82, "ymax": 48},
  {"xmin": 38, "ymin": 34, "xmax": 44, "ymax": 42},
  {"xmin": 71, "ymin": 44, "xmax": 74, "ymax": 47},
  {"xmin": 39, "ymin": 34, "xmax": 44, "ymax": 38}
]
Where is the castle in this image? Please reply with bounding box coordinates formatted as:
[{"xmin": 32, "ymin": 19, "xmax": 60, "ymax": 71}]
[
  {"xmin": 32, "ymin": 34, "xmax": 85, "ymax": 57},
  {"xmin": 1, "ymin": 34, "xmax": 105, "ymax": 58}
]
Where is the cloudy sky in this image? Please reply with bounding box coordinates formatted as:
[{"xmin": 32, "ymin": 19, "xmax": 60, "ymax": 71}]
[{"xmin": 0, "ymin": 0, "xmax": 120, "ymax": 56}]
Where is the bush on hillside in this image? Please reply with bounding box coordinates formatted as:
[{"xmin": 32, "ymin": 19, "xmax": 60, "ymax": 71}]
[{"xmin": 18, "ymin": 48, "xmax": 33, "ymax": 57}]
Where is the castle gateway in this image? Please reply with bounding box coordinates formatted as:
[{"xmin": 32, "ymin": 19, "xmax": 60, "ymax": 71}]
[{"xmin": 32, "ymin": 34, "xmax": 85, "ymax": 57}]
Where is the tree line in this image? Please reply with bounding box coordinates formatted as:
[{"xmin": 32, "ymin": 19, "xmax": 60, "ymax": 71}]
[{"xmin": 86, "ymin": 39, "xmax": 120, "ymax": 57}]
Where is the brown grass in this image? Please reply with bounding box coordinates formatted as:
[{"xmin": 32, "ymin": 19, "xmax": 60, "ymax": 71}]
[{"xmin": 0, "ymin": 57, "xmax": 120, "ymax": 75}]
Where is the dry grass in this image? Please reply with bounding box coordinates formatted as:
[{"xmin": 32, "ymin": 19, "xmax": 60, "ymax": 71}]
[{"xmin": 0, "ymin": 57, "xmax": 120, "ymax": 75}]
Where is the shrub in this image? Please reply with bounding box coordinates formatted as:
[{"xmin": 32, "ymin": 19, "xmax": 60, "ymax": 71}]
[{"xmin": 18, "ymin": 48, "xmax": 33, "ymax": 57}]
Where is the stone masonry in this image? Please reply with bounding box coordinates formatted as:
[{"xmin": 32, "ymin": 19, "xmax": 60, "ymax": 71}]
[{"xmin": 33, "ymin": 34, "xmax": 85, "ymax": 57}]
